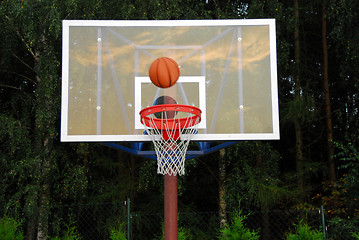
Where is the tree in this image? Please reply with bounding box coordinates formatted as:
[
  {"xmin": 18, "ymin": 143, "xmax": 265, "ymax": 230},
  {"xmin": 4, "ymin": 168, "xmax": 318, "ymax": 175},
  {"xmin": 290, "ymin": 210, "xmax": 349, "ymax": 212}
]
[
  {"xmin": 218, "ymin": 149, "xmax": 227, "ymax": 229},
  {"xmin": 293, "ymin": 0, "xmax": 306, "ymax": 198},
  {"xmin": 223, "ymin": 141, "xmax": 289, "ymax": 239},
  {"xmin": 0, "ymin": 1, "xmax": 100, "ymax": 238},
  {"xmin": 327, "ymin": 0, "xmax": 359, "ymax": 146},
  {"xmin": 322, "ymin": 0, "xmax": 335, "ymax": 182},
  {"xmin": 224, "ymin": 142, "xmax": 288, "ymax": 209}
]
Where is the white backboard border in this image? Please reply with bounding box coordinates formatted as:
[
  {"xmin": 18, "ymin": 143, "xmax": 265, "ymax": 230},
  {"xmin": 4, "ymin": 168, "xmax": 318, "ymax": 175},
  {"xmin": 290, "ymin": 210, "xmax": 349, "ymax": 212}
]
[{"xmin": 61, "ymin": 19, "xmax": 280, "ymax": 142}]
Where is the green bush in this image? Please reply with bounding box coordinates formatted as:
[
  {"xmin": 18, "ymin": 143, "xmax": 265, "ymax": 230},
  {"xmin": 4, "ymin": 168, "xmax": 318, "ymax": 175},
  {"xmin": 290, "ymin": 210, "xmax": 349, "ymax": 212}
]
[
  {"xmin": 177, "ymin": 227, "xmax": 192, "ymax": 240},
  {"xmin": 353, "ymin": 232, "xmax": 359, "ymax": 240},
  {"xmin": 156, "ymin": 223, "xmax": 192, "ymax": 240},
  {"xmin": 0, "ymin": 216, "xmax": 24, "ymax": 240},
  {"xmin": 327, "ymin": 216, "xmax": 359, "ymax": 240},
  {"xmin": 109, "ymin": 224, "xmax": 127, "ymax": 240},
  {"xmin": 286, "ymin": 220, "xmax": 323, "ymax": 240},
  {"xmin": 50, "ymin": 223, "xmax": 82, "ymax": 240},
  {"xmin": 218, "ymin": 202, "xmax": 260, "ymax": 240}
]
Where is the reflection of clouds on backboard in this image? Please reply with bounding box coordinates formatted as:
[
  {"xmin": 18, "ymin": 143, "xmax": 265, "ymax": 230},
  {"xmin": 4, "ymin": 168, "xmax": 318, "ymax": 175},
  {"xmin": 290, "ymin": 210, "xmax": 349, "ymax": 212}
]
[
  {"xmin": 70, "ymin": 42, "xmax": 97, "ymax": 67},
  {"xmin": 241, "ymin": 27, "xmax": 270, "ymax": 72},
  {"xmin": 70, "ymin": 41, "xmax": 134, "ymax": 68},
  {"xmin": 118, "ymin": 26, "xmax": 193, "ymax": 46},
  {"xmin": 69, "ymin": 24, "xmax": 271, "ymax": 86}
]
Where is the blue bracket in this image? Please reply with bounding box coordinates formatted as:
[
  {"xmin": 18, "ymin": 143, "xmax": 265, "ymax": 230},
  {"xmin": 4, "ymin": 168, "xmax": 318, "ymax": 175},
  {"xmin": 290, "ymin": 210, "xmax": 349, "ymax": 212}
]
[
  {"xmin": 198, "ymin": 141, "xmax": 211, "ymax": 151},
  {"xmin": 103, "ymin": 141, "xmax": 238, "ymax": 160}
]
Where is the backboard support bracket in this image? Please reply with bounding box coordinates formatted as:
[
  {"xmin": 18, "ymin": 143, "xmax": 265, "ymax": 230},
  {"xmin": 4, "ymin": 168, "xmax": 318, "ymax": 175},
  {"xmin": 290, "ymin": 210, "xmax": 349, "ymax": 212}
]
[{"xmin": 102, "ymin": 141, "xmax": 238, "ymax": 160}]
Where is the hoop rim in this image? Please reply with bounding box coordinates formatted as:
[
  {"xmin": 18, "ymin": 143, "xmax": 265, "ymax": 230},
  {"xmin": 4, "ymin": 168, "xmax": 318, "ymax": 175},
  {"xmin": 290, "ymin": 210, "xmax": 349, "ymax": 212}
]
[{"xmin": 140, "ymin": 104, "xmax": 202, "ymax": 130}]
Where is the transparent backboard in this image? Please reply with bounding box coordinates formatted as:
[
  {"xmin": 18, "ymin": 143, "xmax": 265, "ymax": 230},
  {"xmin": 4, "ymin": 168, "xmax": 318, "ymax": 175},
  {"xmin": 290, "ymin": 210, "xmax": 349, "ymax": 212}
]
[{"xmin": 61, "ymin": 19, "xmax": 279, "ymax": 142}]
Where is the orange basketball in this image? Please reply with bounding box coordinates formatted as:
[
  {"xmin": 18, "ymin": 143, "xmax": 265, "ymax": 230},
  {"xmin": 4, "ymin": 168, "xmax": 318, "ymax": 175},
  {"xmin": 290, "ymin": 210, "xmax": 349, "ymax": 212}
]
[{"xmin": 149, "ymin": 57, "xmax": 180, "ymax": 88}]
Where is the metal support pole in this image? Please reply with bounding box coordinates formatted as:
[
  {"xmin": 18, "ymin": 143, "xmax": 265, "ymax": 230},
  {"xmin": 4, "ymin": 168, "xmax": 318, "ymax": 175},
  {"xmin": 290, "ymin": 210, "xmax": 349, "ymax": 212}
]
[
  {"xmin": 164, "ymin": 174, "xmax": 178, "ymax": 240},
  {"xmin": 320, "ymin": 205, "xmax": 327, "ymax": 240},
  {"xmin": 127, "ymin": 197, "xmax": 131, "ymax": 240}
]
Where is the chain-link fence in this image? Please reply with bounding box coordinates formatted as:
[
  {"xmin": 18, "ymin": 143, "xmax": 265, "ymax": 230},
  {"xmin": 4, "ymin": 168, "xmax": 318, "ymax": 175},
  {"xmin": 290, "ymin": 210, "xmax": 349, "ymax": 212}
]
[
  {"xmin": 10, "ymin": 201, "xmax": 354, "ymax": 240},
  {"xmin": 7, "ymin": 202, "xmax": 127, "ymax": 240},
  {"xmin": 129, "ymin": 209, "xmax": 323, "ymax": 240}
]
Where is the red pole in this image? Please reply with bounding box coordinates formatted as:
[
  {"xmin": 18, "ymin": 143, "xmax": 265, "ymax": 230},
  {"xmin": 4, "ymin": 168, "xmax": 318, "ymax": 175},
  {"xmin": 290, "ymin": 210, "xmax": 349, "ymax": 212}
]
[
  {"xmin": 164, "ymin": 174, "xmax": 178, "ymax": 240},
  {"xmin": 163, "ymin": 87, "xmax": 178, "ymax": 240}
]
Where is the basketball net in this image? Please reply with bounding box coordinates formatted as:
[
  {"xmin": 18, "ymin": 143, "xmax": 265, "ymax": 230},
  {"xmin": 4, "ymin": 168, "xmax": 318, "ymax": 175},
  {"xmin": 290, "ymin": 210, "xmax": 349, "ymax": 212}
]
[{"xmin": 140, "ymin": 104, "xmax": 201, "ymax": 176}]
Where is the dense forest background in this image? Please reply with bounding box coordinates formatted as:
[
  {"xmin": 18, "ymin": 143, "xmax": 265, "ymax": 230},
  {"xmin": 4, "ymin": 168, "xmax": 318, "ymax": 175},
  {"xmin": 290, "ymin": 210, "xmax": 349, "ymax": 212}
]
[{"xmin": 1, "ymin": 0, "xmax": 359, "ymax": 239}]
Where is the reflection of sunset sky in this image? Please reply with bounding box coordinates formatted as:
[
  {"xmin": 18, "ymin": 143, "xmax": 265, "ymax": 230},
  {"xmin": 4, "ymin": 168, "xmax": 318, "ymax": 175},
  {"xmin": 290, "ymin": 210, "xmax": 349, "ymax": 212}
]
[
  {"xmin": 70, "ymin": 42, "xmax": 134, "ymax": 67},
  {"xmin": 70, "ymin": 25, "xmax": 270, "ymax": 76}
]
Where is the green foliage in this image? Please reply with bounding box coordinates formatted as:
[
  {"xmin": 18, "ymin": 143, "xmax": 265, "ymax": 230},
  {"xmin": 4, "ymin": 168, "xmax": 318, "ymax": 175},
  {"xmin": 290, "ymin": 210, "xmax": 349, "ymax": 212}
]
[
  {"xmin": 328, "ymin": 0, "xmax": 359, "ymax": 77},
  {"xmin": 177, "ymin": 227, "xmax": 192, "ymax": 240},
  {"xmin": 335, "ymin": 141, "xmax": 359, "ymax": 212},
  {"xmin": 353, "ymin": 232, "xmax": 359, "ymax": 240},
  {"xmin": 327, "ymin": 0, "xmax": 359, "ymax": 144},
  {"xmin": 0, "ymin": 113, "xmax": 40, "ymax": 218},
  {"xmin": 109, "ymin": 223, "xmax": 127, "ymax": 240},
  {"xmin": 286, "ymin": 220, "xmax": 323, "ymax": 240},
  {"xmin": 224, "ymin": 142, "xmax": 291, "ymax": 211},
  {"xmin": 218, "ymin": 201, "xmax": 260, "ymax": 240},
  {"xmin": 156, "ymin": 223, "xmax": 192, "ymax": 240},
  {"xmin": 326, "ymin": 216, "xmax": 359, "ymax": 240},
  {"xmin": 50, "ymin": 223, "xmax": 82, "ymax": 240},
  {"xmin": 283, "ymin": 94, "xmax": 318, "ymax": 123},
  {"xmin": 0, "ymin": 216, "xmax": 24, "ymax": 240}
]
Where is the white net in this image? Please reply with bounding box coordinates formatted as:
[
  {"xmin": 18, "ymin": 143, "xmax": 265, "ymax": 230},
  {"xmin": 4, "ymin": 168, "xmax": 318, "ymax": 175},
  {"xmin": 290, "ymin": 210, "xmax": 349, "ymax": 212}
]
[{"xmin": 140, "ymin": 107, "xmax": 201, "ymax": 176}]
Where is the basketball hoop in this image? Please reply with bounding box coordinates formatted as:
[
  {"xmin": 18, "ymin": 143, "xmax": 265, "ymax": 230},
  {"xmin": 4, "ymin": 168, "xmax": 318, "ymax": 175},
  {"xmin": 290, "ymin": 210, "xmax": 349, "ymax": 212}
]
[{"xmin": 140, "ymin": 104, "xmax": 201, "ymax": 176}]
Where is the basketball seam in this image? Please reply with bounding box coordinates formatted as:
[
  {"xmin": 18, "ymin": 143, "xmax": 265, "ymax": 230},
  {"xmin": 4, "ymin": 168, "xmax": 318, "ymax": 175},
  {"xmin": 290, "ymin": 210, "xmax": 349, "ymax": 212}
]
[
  {"xmin": 167, "ymin": 57, "xmax": 179, "ymax": 85},
  {"xmin": 156, "ymin": 58, "xmax": 163, "ymax": 88},
  {"xmin": 150, "ymin": 60, "xmax": 159, "ymax": 88},
  {"xmin": 156, "ymin": 59, "xmax": 164, "ymax": 88},
  {"xmin": 163, "ymin": 57, "xmax": 172, "ymax": 88}
]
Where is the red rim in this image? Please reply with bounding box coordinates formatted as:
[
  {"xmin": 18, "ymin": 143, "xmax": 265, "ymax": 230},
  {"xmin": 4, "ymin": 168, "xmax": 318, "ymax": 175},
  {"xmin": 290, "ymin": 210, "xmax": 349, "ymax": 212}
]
[{"xmin": 140, "ymin": 104, "xmax": 202, "ymax": 130}]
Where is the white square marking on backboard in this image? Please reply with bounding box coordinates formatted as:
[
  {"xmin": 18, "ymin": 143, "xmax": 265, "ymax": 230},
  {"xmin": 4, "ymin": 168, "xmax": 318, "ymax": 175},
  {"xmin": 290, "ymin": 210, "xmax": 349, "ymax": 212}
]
[{"xmin": 134, "ymin": 76, "xmax": 206, "ymax": 129}]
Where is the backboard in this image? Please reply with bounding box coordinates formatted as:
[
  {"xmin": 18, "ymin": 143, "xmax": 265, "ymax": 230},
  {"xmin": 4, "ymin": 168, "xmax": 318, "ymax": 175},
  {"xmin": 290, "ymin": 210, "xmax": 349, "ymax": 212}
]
[{"xmin": 61, "ymin": 19, "xmax": 279, "ymax": 142}]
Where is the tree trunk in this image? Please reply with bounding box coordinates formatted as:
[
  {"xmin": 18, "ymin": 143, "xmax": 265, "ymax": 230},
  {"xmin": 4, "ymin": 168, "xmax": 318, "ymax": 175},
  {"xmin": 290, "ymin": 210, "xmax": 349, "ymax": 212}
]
[
  {"xmin": 35, "ymin": 101, "xmax": 53, "ymax": 240},
  {"xmin": 37, "ymin": 139, "xmax": 51, "ymax": 240},
  {"xmin": 130, "ymin": 155, "xmax": 136, "ymax": 203},
  {"xmin": 294, "ymin": 0, "xmax": 305, "ymax": 195},
  {"xmin": 218, "ymin": 148, "xmax": 226, "ymax": 229},
  {"xmin": 322, "ymin": 0, "xmax": 335, "ymax": 182},
  {"xmin": 34, "ymin": 44, "xmax": 54, "ymax": 239},
  {"xmin": 26, "ymin": 209, "xmax": 37, "ymax": 240}
]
